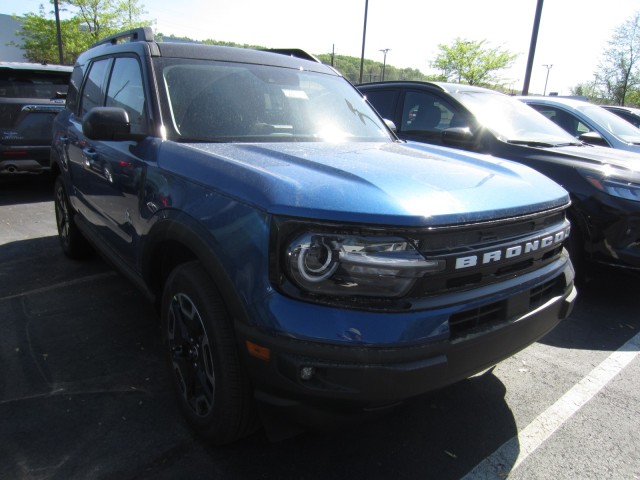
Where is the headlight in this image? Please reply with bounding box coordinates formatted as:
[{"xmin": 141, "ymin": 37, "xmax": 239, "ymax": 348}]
[
  {"xmin": 284, "ymin": 233, "xmax": 444, "ymax": 298},
  {"xmin": 582, "ymin": 172, "xmax": 640, "ymax": 201}
]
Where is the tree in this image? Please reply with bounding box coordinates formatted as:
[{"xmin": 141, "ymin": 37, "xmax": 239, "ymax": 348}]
[
  {"xmin": 13, "ymin": 0, "xmax": 150, "ymax": 65},
  {"xmin": 593, "ymin": 11, "xmax": 640, "ymax": 106},
  {"xmin": 66, "ymin": 0, "xmax": 148, "ymax": 43},
  {"xmin": 431, "ymin": 38, "xmax": 518, "ymax": 87},
  {"xmin": 570, "ymin": 81, "xmax": 602, "ymax": 103}
]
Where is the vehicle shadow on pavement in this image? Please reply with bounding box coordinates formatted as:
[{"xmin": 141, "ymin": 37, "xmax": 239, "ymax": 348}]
[
  {"xmin": 203, "ymin": 373, "xmax": 518, "ymax": 480},
  {"xmin": 0, "ymin": 175, "xmax": 55, "ymax": 206},
  {"xmin": 540, "ymin": 266, "xmax": 640, "ymax": 352},
  {"xmin": 0, "ymin": 236, "xmax": 521, "ymax": 480}
]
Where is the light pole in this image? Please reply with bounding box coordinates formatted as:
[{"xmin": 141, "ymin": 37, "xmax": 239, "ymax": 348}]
[
  {"xmin": 543, "ymin": 64, "xmax": 553, "ymax": 96},
  {"xmin": 379, "ymin": 48, "xmax": 390, "ymax": 81},
  {"xmin": 358, "ymin": 0, "xmax": 368, "ymax": 85},
  {"xmin": 54, "ymin": 0, "xmax": 63, "ymax": 64},
  {"xmin": 522, "ymin": 0, "xmax": 544, "ymax": 95}
]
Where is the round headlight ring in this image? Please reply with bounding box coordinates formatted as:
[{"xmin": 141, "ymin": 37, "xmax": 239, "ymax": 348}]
[{"xmin": 297, "ymin": 240, "xmax": 339, "ymax": 282}]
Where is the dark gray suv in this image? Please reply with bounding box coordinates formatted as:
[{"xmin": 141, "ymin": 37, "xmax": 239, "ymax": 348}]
[{"xmin": 0, "ymin": 62, "xmax": 71, "ymax": 174}]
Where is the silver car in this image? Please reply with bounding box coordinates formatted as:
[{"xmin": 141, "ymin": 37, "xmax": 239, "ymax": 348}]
[{"xmin": 518, "ymin": 96, "xmax": 640, "ymax": 154}]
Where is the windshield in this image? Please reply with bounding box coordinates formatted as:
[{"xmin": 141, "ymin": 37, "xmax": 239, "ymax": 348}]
[
  {"xmin": 159, "ymin": 59, "xmax": 391, "ymax": 143},
  {"xmin": 449, "ymin": 90, "xmax": 580, "ymax": 146},
  {"xmin": 578, "ymin": 105, "xmax": 640, "ymax": 144}
]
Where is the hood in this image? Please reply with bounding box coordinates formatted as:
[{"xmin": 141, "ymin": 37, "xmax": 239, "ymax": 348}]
[
  {"xmin": 547, "ymin": 144, "xmax": 640, "ymax": 172},
  {"xmin": 158, "ymin": 141, "xmax": 569, "ymax": 227}
]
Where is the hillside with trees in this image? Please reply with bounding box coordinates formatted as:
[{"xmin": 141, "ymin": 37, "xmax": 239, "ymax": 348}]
[{"xmin": 11, "ymin": 2, "xmax": 640, "ymax": 105}]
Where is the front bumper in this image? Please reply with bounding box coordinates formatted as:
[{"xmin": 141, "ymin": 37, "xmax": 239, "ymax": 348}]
[{"xmin": 236, "ymin": 258, "xmax": 576, "ymax": 426}]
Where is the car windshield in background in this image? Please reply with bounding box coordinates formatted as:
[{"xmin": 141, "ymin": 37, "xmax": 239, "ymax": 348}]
[
  {"xmin": 450, "ymin": 91, "xmax": 580, "ymax": 146},
  {"xmin": 578, "ymin": 105, "xmax": 640, "ymax": 145},
  {"xmin": 160, "ymin": 59, "xmax": 391, "ymax": 143},
  {"xmin": 0, "ymin": 69, "xmax": 70, "ymax": 99}
]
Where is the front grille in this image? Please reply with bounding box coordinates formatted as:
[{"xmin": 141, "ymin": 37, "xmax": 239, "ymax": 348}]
[
  {"xmin": 450, "ymin": 301, "xmax": 507, "ymax": 338},
  {"xmin": 450, "ymin": 275, "xmax": 566, "ymax": 339},
  {"xmin": 408, "ymin": 211, "xmax": 570, "ymax": 298}
]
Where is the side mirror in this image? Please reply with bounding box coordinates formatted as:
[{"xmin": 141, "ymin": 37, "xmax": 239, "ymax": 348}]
[
  {"xmin": 82, "ymin": 107, "xmax": 145, "ymax": 141},
  {"xmin": 383, "ymin": 118, "xmax": 397, "ymax": 133},
  {"xmin": 578, "ymin": 131, "xmax": 609, "ymax": 147},
  {"xmin": 442, "ymin": 126, "xmax": 475, "ymax": 148}
]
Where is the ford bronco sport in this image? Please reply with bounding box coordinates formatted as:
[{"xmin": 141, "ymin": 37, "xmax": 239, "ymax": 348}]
[{"xmin": 51, "ymin": 28, "xmax": 576, "ymax": 444}]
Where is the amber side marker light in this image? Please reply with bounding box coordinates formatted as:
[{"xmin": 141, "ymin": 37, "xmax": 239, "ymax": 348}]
[{"xmin": 246, "ymin": 340, "xmax": 271, "ymax": 362}]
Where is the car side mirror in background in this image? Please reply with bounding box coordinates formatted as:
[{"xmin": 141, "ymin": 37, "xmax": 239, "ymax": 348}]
[
  {"xmin": 578, "ymin": 131, "xmax": 610, "ymax": 148},
  {"xmin": 383, "ymin": 118, "xmax": 397, "ymax": 133},
  {"xmin": 442, "ymin": 126, "xmax": 475, "ymax": 148},
  {"xmin": 82, "ymin": 107, "xmax": 146, "ymax": 142}
]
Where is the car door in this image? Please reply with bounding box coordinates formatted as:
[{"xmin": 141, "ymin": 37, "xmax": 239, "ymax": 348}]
[
  {"xmin": 82, "ymin": 55, "xmax": 151, "ymax": 265},
  {"xmin": 396, "ymin": 89, "xmax": 468, "ymax": 147},
  {"xmin": 361, "ymin": 89, "xmax": 400, "ymax": 124},
  {"xmin": 527, "ymin": 104, "xmax": 600, "ymax": 143}
]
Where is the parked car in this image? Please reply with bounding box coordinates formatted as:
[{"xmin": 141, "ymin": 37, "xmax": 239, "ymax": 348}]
[
  {"xmin": 602, "ymin": 105, "xmax": 640, "ymax": 129},
  {"xmin": 0, "ymin": 62, "xmax": 72, "ymax": 174},
  {"xmin": 52, "ymin": 29, "xmax": 576, "ymax": 444},
  {"xmin": 517, "ymin": 95, "xmax": 640, "ymax": 153},
  {"xmin": 358, "ymin": 81, "xmax": 640, "ymax": 273}
]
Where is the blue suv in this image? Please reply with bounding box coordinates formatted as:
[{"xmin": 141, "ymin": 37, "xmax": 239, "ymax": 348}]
[{"xmin": 52, "ymin": 28, "xmax": 576, "ymax": 444}]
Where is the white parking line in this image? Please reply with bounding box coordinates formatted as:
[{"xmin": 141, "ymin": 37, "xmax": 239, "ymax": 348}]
[
  {"xmin": 0, "ymin": 272, "xmax": 116, "ymax": 302},
  {"xmin": 463, "ymin": 330, "xmax": 640, "ymax": 479}
]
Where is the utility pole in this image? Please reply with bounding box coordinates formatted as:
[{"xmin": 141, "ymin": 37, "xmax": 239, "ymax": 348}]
[
  {"xmin": 54, "ymin": 0, "xmax": 63, "ymax": 64},
  {"xmin": 358, "ymin": 0, "xmax": 368, "ymax": 85},
  {"xmin": 379, "ymin": 48, "xmax": 390, "ymax": 81},
  {"xmin": 522, "ymin": 0, "xmax": 544, "ymax": 95}
]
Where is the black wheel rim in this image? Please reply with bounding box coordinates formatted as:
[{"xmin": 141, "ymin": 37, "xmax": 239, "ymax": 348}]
[
  {"xmin": 167, "ymin": 293, "xmax": 215, "ymax": 417},
  {"xmin": 55, "ymin": 184, "xmax": 70, "ymax": 247}
]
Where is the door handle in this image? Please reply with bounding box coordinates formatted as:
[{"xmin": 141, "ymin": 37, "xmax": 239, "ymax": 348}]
[{"xmin": 83, "ymin": 148, "xmax": 98, "ymax": 168}]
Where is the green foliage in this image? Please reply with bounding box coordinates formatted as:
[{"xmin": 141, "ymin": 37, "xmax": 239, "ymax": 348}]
[
  {"xmin": 315, "ymin": 54, "xmax": 434, "ymax": 84},
  {"xmin": 431, "ymin": 38, "xmax": 518, "ymax": 87},
  {"xmin": 11, "ymin": 6, "xmax": 83, "ymax": 64},
  {"xmin": 570, "ymin": 81, "xmax": 603, "ymax": 103},
  {"xmin": 591, "ymin": 11, "xmax": 640, "ymax": 106},
  {"xmin": 65, "ymin": 0, "xmax": 149, "ymax": 42},
  {"xmin": 13, "ymin": 0, "xmax": 150, "ymax": 64}
]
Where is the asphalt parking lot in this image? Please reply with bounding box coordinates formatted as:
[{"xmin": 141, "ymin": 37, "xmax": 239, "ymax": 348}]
[{"xmin": 1, "ymin": 175, "xmax": 639, "ymax": 480}]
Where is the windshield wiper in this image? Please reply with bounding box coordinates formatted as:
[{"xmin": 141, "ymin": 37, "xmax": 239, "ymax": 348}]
[
  {"xmin": 507, "ymin": 140, "xmax": 556, "ymax": 148},
  {"xmin": 176, "ymin": 136, "xmax": 232, "ymax": 143}
]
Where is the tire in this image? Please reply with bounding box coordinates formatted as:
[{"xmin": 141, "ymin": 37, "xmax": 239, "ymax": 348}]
[
  {"xmin": 54, "ymin": 176, "xmax": 91, "ymax": 259},
  {"xmin": 161, "ymin": 261, "xmax": 256, "ymax": 445}
]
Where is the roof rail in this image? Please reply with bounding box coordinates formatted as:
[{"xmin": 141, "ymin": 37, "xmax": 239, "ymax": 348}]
[
  {"xmin": 91, "ymin": 27, "xmax": 155, "ymax": 49},
  {"xmin": 262, "ymin": 49, "xmax": 321, "ymax": 63}
]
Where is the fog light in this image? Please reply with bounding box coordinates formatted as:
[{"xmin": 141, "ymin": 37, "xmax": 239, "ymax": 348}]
[{"xmin": 300, "ymin": 366, "xmax": 315, "ymax": 381}]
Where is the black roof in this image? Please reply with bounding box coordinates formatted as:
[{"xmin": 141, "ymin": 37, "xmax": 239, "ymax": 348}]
[{"xmin": 78, "ymin": 27, "xmax": 335, "ymax": 75}]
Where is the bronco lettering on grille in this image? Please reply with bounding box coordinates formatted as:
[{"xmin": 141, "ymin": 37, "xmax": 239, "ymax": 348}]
[{"xmin": 454, "ymin": 226, "xmax": 570, "ymax": 270}]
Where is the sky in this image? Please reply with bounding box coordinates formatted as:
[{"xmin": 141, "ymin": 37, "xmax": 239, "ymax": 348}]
[{"xmin": 5, "ymin": 0, "xmax": 640, "ymax": 95}]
